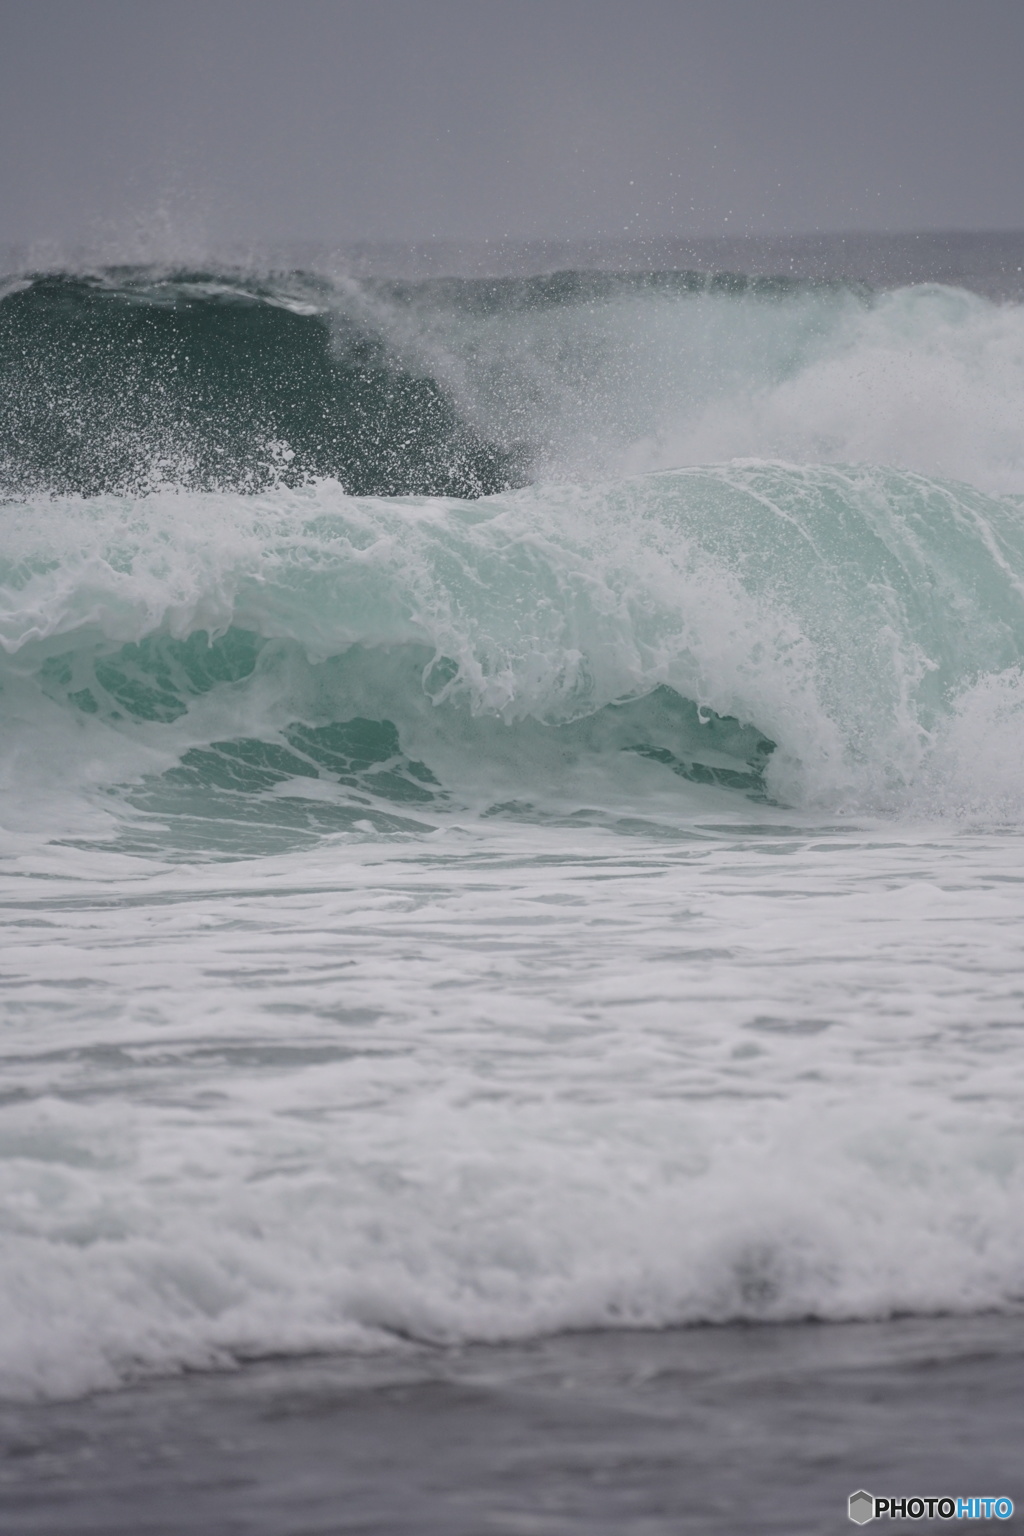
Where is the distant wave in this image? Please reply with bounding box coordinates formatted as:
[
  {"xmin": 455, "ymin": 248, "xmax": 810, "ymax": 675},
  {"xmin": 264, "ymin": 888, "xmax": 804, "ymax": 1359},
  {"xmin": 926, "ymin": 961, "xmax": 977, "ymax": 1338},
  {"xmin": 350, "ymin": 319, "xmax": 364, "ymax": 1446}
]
[{"xmin": 6, "ymin": 265, "xmax": 1024, "ymax": 501}]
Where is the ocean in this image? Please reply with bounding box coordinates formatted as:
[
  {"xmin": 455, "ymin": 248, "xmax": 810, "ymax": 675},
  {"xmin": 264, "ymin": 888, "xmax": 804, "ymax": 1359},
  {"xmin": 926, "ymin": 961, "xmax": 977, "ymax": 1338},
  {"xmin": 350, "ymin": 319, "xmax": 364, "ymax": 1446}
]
[{"xmin": 1, "ymin": 233, "xmax": 1023, "ymax": 1531}]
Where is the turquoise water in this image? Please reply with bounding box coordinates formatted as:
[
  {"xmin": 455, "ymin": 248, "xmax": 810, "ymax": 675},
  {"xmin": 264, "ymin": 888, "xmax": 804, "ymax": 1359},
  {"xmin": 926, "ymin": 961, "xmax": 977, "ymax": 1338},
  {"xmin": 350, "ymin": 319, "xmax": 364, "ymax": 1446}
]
[{"xmin": 2, "ymin": 258, "xmax": 1024, "ymax": 1400}]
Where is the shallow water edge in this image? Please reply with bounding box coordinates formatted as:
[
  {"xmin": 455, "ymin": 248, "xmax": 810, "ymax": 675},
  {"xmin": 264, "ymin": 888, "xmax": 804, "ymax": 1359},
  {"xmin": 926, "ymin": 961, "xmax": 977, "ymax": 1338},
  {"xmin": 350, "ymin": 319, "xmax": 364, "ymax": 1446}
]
[{"xmin": 1, "ymin": 1313, "xmax": 1021, "ymax": 1535}]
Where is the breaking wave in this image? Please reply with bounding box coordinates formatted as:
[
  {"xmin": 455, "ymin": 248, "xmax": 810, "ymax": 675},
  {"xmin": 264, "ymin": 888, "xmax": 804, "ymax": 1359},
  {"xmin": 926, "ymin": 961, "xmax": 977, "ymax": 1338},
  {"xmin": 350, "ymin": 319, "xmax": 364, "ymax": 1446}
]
[{"xmin": 4, "ymin": 459, "xmax": 1024, "ymax": 859}]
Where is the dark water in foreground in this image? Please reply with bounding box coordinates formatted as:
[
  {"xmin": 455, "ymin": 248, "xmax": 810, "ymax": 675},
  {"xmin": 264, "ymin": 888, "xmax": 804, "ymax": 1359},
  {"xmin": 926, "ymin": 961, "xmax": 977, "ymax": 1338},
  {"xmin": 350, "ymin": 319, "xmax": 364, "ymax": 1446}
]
[{"xmin": 2, "ymin": 1315, "xmax": 1021, "ymax": 1535}]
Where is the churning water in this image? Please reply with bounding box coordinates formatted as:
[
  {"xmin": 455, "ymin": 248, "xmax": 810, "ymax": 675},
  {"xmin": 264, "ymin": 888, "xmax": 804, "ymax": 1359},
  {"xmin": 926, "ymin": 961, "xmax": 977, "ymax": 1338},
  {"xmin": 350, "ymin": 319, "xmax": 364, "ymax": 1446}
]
[{"xmin": 2, "ymin": 248, "xmax": 1024, "ymax": 1413}]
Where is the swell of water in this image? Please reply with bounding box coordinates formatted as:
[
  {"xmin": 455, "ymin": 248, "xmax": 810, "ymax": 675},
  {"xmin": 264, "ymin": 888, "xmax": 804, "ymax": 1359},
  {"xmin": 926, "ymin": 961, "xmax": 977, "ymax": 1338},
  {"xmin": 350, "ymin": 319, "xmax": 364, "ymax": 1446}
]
[{"xmin": 0, "ymin": 272, "xmax": 523, "ymax": 499}]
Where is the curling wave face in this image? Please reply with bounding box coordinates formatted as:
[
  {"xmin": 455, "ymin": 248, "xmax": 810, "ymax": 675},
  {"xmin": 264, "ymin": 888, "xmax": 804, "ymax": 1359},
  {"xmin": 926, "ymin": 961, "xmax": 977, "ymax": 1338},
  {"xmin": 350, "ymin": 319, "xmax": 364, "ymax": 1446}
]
[{"xmin": 3, "ymin": 461, "xmax": 1024, "ymax": 857}]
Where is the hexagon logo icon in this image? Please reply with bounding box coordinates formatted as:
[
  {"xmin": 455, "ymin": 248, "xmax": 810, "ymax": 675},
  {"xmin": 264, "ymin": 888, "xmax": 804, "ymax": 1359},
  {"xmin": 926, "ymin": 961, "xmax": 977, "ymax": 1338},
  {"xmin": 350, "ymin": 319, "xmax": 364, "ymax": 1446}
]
[{"xmin": 849, "ymin": 1490, "xmax": 875, "ymax": 1524}]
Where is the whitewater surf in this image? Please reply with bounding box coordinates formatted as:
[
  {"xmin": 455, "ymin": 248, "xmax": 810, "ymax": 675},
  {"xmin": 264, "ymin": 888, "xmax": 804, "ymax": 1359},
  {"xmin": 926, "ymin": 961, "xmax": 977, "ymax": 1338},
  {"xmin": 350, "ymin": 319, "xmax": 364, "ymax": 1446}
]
[{"xmin": 1, "ymin": 254, "xmax": 1023, "ymax": 1459}]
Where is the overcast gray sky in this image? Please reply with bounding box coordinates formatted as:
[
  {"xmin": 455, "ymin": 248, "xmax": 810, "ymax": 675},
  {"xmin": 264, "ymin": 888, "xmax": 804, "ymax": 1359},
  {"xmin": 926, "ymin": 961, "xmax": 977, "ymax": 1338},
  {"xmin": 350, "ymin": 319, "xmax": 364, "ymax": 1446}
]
[{"xmin": 2, "ymin": 0, "xmax": 1023, "ymax": 248}]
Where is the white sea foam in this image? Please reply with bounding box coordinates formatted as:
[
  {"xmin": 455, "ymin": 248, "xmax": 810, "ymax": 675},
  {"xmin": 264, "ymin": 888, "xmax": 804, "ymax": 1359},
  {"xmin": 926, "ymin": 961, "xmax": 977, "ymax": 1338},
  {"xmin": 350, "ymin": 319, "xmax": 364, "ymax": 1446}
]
[
  {"xmin": 376, "ymin": 280, "xmax": 1024, "ymax": 495},
  {"xmin": 1, "ymin": 828, "xmax": 1023, "ymax": 1400}
]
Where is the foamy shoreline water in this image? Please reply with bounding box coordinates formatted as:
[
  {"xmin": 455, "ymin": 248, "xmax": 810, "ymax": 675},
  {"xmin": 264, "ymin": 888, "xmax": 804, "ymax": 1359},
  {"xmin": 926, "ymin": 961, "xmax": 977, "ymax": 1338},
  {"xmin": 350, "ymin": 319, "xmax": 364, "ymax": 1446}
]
[{"xmin": 3, "ymin": 818, "xmax": 1024, "ymax": 1401}]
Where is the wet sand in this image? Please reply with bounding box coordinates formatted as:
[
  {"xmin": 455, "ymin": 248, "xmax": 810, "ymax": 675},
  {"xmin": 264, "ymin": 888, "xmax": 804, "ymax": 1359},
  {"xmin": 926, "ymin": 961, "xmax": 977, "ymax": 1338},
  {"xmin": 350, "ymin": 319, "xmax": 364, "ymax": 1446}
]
[{"xmin": 1, "ymin": 1313, "xmax": 1021, "ymax": 1535}]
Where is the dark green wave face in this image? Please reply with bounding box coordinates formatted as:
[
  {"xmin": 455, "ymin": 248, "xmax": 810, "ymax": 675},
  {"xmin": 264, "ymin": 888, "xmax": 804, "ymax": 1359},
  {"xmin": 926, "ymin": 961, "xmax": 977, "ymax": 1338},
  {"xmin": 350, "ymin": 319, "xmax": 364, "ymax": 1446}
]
[
  {"xmin": 0, "ymin": 271, "xmax": 526, "ymax": 499},
  {"xmin": 0, "ymin": 264, "xmax": 866, "ymax": 502}
]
